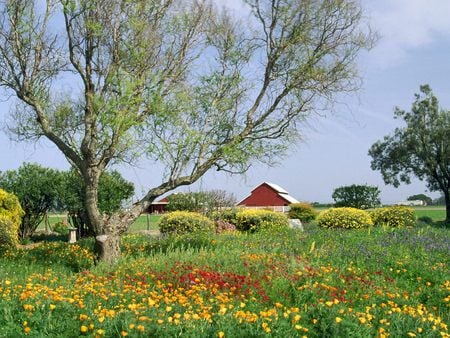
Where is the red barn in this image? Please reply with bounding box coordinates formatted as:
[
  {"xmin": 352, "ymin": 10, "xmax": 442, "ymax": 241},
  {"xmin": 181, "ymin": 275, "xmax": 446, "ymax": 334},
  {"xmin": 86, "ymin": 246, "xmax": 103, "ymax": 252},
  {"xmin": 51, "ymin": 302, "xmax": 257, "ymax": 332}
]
[
  {"xmin": 238, "ymin": 182, "xmax": 299, "ymax": 212},
  {"xmin": 146, "ymin": 197, "xmax": 169, "ymax": 214}
]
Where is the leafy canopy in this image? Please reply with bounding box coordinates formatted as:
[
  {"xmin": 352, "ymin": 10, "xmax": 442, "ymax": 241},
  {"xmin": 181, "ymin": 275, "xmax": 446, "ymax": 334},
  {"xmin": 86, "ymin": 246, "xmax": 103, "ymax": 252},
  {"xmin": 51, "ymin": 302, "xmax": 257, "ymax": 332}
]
[
  {"xmin": 332, "ymin": 184, "xmax": 381, "ymax": 209},
  {"xmin": 369, "ymin": 85, "xmax": 450, "ymax": 222}
]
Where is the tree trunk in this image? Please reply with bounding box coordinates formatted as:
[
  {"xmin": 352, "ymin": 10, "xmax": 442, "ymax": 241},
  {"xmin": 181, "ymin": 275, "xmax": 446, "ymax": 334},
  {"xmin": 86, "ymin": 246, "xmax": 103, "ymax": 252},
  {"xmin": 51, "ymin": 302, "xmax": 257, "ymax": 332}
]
[
  {"xmin": 94, "ymin": 233, "xmax": 121, "ymax": 265},
  {"xmin": 445, "ymin": 190, "xmax": 450, "ymax": 224}
]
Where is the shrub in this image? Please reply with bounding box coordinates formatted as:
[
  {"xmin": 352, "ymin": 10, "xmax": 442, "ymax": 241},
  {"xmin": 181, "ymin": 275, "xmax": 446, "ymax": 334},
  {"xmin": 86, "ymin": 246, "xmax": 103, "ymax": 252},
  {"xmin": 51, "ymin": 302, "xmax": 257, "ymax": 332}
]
[
  {"xmin": 418, "ymin": 216, "xmax": 433, "ymax": 224},
  {"xmin": 53, "ymin": 220, "xmax": 70, "ymax": 235},
  {"xmin": 370, "ymin": 206, "xmax": 416, "ymax": 227},
  {"xmin": 211, "ymin": 208, "xmax": 240, "ymax": 225},
  {"xmin": 234, "ymin": 209, "xmax": 289, "ymax": 232},
  {"xmin": 288, "ymin": 202, "xmax": 317, "ymax": 222},
  {"xmin": 158, "ymin": 211, "xmax": 215, "ymax": 235},
  {"xmin": 0, "ymin": 189, "xmax": 24, "ymax": 250},
  {"xmin": 317, "ymin": 207, "xmax": 373, "ymax": 229}
]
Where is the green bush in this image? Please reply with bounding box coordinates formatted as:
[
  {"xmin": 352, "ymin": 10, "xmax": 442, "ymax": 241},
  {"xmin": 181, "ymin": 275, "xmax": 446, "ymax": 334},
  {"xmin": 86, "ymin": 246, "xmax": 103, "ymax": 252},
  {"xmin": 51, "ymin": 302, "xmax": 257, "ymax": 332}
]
[
  {"xmin": 418, "ymin": 216, "xmax": 433, "ymax": 224},
  {"xmin": 370, "ymin": 206, "xmax": 416, "ymax": 227},
  {"xmin": 158, "ymin": 211, "xmax": 215, "ymax": 235},
  {"xmin": 288, "ymin": 202, "xmax": 317, "ymax": 222},
  {"xmin": 211, "ymin": 208, "xmax": 239, "ymax": 224},
  {"xmin": 0, "ymin": 189, "xmax": 24, "ymax": 250},
  {"xmin": 53, "ymin": 220, "xmax": 70, "ymax": 235},
  {"xmin": 317, "ymin": 207, "xmax": 373, "ymax": 229},
  {"xmin": 234, "ymin": 209, "xmax": 289, "ymax": 232}
]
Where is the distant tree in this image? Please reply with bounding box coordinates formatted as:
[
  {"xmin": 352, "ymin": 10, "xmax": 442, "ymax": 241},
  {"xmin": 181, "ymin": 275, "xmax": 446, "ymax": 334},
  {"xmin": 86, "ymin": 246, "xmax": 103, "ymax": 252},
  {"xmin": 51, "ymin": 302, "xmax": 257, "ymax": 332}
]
[
  {"xmin": 369, "ymin": 85, "xmax": 450, "ymax": 223},
  {"xmin": 166, "ymin": 193, "xmax": 199, "ymax": 213},
  {"xmin": 332, "ymin": 184, "xmax": 381, "ymax": 209},
  {"xmin": 432, "ymin": 195, "xmax": 445, "ymax": 206},
  {"xmin": 407, "ymin": 194, "xmax": 432, "ymax": 205},
  {"xmin": 0, "ymin": 0, "xmax": 373, "ymax": 262},
  {"xmin": 166, "ymin": 190, "xmax": 236, "ymax": 214},
  {"xmin": 0, "ymin": 163, "xmax": 61, "ymax": 239}
]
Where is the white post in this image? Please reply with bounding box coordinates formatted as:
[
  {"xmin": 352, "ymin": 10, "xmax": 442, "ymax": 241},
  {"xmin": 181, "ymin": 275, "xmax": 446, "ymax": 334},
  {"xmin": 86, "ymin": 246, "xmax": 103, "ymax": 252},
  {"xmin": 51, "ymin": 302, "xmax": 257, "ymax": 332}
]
[{"xmin": 68, "ymin": 228, "xmax": 77, "ymax": 243}]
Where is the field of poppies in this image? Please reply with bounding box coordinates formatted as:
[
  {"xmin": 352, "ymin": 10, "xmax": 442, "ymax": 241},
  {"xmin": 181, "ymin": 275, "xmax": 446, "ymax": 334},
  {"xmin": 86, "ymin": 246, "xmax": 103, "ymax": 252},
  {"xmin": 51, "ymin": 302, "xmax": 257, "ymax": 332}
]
[{"xmin": 0, "ymin": 223, "xmax": 449, "ymax": 337}]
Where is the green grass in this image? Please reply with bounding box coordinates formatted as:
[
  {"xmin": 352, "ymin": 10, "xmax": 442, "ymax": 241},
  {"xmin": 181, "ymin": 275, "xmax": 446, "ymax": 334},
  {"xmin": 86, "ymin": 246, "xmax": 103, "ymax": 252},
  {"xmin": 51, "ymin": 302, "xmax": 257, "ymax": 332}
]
[
  {"xmin": 414, "ymin": 206, "xmax": 446, "ymax": 222},
  {"xmin": 38, "ymin": 214, "xmax": 161, "ymax": 232},
  {"xmin": 1, "ymin": 223, "xmax": 449, "ymax": 337}
]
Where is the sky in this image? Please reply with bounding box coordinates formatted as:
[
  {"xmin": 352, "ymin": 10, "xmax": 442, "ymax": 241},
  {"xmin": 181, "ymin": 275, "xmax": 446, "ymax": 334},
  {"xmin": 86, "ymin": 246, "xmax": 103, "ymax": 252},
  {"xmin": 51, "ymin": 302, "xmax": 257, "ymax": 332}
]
[{"xmin": 1, "ymin": 0, "xmax": 450, "ymax": 204}]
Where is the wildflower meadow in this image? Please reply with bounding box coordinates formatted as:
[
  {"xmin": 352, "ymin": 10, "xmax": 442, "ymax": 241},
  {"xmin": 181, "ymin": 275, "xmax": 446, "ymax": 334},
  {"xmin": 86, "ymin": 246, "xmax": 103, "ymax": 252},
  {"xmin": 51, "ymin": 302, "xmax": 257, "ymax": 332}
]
[{"xmin": 0, "ymin": 223, "xmax": 449, "ymax": 337}]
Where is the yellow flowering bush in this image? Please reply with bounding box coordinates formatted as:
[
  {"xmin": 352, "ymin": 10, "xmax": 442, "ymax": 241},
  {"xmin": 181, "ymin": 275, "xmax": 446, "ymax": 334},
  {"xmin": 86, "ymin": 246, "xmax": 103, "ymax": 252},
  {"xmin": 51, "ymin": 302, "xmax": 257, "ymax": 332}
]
[
  {"xmin": 158, "ymin": 211, "xmax": 214, "ymax": 235},
  {"xmin": 370, "ymin": 206, "xmax": 416, "ymax": 227},
  {"xmin": 235, "ymin": 209, "xmax": 289, "ymax": 232},
  {"xmin": 317, "ymin": 207, "xmax": 373, "ymax": 229},
  {"xmin": 0, "ymin": 189, "xmax": 24, "ymax": 250}
]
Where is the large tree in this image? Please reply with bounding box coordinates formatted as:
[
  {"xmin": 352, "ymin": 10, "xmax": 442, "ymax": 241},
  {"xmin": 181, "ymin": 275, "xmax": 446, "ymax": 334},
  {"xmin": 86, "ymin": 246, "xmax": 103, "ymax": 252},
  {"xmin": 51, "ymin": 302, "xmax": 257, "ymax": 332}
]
[
  {"xmin": 332, "ymin": 184, "xmax": 381, "ymax": 209},
  {"xmin": 0, "ymin": 0, "xmax": 373, "ymax": 263},
  {"xmin": 369, "ymin": 85, "xmax": 450, "ymax": 223}
]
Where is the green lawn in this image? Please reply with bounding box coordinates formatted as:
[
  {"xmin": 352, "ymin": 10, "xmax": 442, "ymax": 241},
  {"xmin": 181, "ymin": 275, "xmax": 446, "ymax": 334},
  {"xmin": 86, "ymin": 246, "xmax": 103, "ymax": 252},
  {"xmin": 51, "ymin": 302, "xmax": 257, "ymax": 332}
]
[{"xmin": 38, "ymin": 214, "xmax": 161, "ymax": 232}]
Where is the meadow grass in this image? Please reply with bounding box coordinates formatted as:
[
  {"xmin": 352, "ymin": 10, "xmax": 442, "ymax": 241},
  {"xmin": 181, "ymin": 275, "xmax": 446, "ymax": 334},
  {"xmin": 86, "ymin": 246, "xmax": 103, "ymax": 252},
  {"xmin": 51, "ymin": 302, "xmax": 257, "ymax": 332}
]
[{"xmin": 1, "ymin": 223, "xmax": 449, "ymax": 337}]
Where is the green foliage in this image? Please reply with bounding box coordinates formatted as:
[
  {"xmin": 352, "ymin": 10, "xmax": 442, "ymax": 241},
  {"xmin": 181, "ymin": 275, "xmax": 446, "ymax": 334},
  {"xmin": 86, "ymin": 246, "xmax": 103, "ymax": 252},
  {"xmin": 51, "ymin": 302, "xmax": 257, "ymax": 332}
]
[
  {"xmin": 166, "ymin": 193, "xmax": 199, "ymax": 212},
  {"xmin": 234, "ymin": 209, "xmax": 289, "ymax": 233},
  {"xmin": 0, "ymin": 189, "xmax": 24, "ymax": 250},
  {"xmin": 0, "ymin": 163, "xmax": 61, "ymax": 239},
  {"xmin": 52, "ymin": 221, "xmax": 69, "ymax": 235},
  {"xmin": 210, "ymin": 208, "xmax": 240, "ymax": 224},
  {"xmin": 332, "ymin": 184, "xmax": 381, "ymax": 209},
  {"xmin": 370, "ymin": 206, "xmax": 416, "ymax": 227},
  {"xmin": 158, "ymin": 211, "xmax": 215, "ymax": 235},
  {"xmin": 369, "ymin": 85, "xmax": 450, "ymax": 222},
  {"xmin": 166, "ymin": 190, "xmax": 236, "ymax": 215},
  {"xmin": 288, "ymin": 202, "xmax": 317, "ymax": 222},
  {"xmin": 317, "ymin": 207, "xmax": 373, "ymax": 229},
  {"xmin": 418, "ymin": 216, "xmax": 433, "ymax": 224}
]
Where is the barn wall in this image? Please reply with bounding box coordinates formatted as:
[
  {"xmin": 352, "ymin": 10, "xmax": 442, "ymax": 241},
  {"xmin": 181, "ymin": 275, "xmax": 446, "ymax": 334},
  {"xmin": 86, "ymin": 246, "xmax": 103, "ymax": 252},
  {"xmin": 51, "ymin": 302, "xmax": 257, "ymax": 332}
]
[{"xmin": 239, "ymin": 184, "xmax": 289, "ymax": 207}]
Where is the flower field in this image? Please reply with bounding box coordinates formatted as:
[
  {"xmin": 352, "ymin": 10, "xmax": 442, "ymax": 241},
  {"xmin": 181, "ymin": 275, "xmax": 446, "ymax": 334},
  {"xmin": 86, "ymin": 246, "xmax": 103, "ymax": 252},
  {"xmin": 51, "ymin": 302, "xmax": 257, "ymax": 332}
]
[{"xmin": 0, "ymin": 224, "xmax": 449, "ymax": 337}]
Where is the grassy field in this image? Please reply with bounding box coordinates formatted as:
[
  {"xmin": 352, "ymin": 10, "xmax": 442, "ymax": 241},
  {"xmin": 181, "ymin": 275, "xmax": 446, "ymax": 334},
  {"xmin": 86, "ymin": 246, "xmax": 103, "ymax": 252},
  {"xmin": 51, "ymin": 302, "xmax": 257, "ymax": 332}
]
[
  {"xmin": 39, "ymin": 214, "xmax": 161, "ymax": 232},
  {"xmin": 1, "ymin": 221, "xmax": 449, "ymax": 337}
]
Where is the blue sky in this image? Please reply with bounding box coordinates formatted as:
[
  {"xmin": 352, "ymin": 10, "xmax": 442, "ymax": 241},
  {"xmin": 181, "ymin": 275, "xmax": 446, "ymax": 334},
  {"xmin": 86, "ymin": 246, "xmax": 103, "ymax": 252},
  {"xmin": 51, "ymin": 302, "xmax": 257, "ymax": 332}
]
[{"xmin": 1, "ymin": 0, "xmax": 450, "ymax": 204}]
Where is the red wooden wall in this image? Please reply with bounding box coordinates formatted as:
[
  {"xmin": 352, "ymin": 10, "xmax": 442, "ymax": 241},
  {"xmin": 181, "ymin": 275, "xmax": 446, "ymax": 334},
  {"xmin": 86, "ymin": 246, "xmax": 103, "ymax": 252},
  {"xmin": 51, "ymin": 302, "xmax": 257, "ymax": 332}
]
[{"xmin": 238, "ymin": 183, "xmax": 290, "ymax": 207}]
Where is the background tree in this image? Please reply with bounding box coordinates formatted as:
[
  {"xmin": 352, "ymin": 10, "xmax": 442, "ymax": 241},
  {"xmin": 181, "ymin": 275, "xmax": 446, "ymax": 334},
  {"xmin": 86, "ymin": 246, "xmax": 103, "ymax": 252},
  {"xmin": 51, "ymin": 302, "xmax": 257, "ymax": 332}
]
[
  {"xmin": 407, "ymin": 194, "xmax": 432, "ymax": 206},
  {"xmin": 166, "ymin": 190, "xmax": 236, "ymax": 214},
  {"xmin": 0, "ymin": 163, "xmax": 61, "ymax": 239},
  {"xmin": 0, "ymin": 0, "xmax": 373, "ymax": 263},
  {"xmin": 369, "ymin": 85, "xmax": 450, "ymax": 223},
  {"xmin": 332, "ymin": 184, "xmax": 381, "ymax": 209}
]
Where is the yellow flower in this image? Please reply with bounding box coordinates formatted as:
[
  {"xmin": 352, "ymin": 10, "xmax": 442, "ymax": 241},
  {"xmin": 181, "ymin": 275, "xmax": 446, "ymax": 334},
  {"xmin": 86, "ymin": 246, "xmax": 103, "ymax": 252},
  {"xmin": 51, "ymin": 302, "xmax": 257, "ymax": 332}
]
[
  {"xmin": 335, "ymin": 317, "xmax": 342, "ymax": 323},
  {"xmin": 96, "ymin": 329, "xmax": 105, "ymax": 336},
  {"xmin": 218, "ymin": 332, "xmax": 225, "ymax": 338},
  {"xmin": 79, "ymin": 314, "xmax": 89, "ymax": 321},
  {"xmin": 24, "ymin": 327, "xmax": 31, "ymax": 334},
  {"xmin": 137, "ymin": 325, "xmax": 145, "ymax": 332},
  {"xmin": 49, "ymin": 304, "xmax": 56, "ymax": 310},
  {"xmin": 120, "ymin": 331, "xmax": 128, "ymax": 337},
  {"xmin": 80, "ymin": 325, "xmax": 88, "ymax": 334}
]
